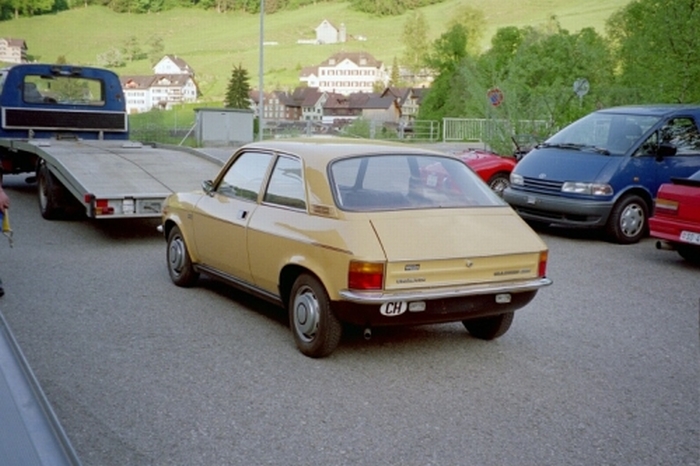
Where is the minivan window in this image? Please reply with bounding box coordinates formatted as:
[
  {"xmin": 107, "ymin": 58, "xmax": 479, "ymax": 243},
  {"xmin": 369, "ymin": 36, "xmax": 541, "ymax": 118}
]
[
  {"xmin": 635, "ymin": 117, "xmax": 700, "ymax": 156},
  {"xmin": 547, "ymin": 112, "xmax": 659, "ymax": 155}
]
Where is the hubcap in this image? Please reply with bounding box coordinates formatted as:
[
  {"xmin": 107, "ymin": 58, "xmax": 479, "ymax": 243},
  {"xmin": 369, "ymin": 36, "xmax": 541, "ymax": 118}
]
[
  {"xmin": 490, "ymin": 178, "xmax": 509, "ymax": 197},
  {"xmin": 620, "ymin": 203, "xmax": 644, "ymax": 237},
  {"xmin": 168, "ymin": 237, "xmax": 186, "ymax": 275},
  {"xmin": 293, "ymin": 286, "xmax": 320, "ymax": 342}
]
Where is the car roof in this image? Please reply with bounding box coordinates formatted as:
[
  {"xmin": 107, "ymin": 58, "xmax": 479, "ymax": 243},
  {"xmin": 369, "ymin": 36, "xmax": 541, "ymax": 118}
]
[
  {"xmin": 596, "ymin": 104, "xmax": 700, "ymax": 118},
  {"xmin": 240, "ymin": 137, "xmax": 448, "ymax": 170}
]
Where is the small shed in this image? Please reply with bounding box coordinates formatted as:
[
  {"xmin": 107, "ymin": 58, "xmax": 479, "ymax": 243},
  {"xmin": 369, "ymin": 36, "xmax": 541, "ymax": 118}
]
[{"xmin": 194, "ymin": 108, "xmax": 254, "ymax": 147}]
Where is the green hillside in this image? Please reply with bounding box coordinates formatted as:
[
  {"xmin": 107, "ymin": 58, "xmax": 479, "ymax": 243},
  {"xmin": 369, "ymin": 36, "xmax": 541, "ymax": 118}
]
[{"xmin": 2, "ymin": 0, "xmax": 631, "ymax": 101}]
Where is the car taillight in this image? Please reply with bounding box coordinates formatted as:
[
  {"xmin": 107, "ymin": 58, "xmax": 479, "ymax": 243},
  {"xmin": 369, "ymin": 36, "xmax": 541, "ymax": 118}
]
[
  {"xmin": 538, "ymin": 251, "xmax": 548, "ymax": 278},
  {"xmin": 348, "ymin": 261, "xmax": 384, "ymax": 290},
  {"xmin": 654, "ymin": 198, "xmax": 678, "ymax": 215}
]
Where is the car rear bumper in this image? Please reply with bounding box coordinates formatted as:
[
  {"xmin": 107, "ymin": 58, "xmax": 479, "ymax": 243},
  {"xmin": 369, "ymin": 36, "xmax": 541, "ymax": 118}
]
[
  {"xmin": 334, "ymin": 289, "xmax": 541, "ymax": 327},
  {"xmin": 650, "ymin": 216, "xmax": 700, "ymax": 244},
  {"xmin": 334, "ymin": 277, "xmax": 552, "ymax": 326},
  {"xmin": 503, "ymin": 188, "xmax": 614, "ymax": 227}
]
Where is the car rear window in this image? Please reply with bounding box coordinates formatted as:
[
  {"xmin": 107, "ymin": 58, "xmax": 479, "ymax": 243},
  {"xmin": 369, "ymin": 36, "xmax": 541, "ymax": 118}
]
[{"xmin": 329, "ymin": 154, "xmax": 505, "ymax": 211}]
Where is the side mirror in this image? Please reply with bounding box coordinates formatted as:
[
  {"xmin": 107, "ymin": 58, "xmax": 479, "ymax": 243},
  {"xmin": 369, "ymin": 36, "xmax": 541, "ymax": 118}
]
[
  {"xmin": 656, "ymin": 142, "xmax": 677, "ymax": 160},
  {"xmin": 202, "ymin": 180, "xmax": 214, "ymax": 195}
]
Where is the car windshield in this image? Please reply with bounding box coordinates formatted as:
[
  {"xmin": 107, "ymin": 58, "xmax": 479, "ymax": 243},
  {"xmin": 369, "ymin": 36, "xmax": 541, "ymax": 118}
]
[
  {"xmin": 329, "ymin": 154, "xmax": 505, "ymax": 211},
  {"xmin": 545, "ymin": 112, "xmax": 660, "ymax": 156}
]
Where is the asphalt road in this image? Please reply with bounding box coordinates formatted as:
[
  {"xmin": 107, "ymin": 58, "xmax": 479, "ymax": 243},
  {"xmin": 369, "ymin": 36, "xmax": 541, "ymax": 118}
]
[{"xmin": 0, "ymin": 173, "xmax": 698, "ymax": 466}]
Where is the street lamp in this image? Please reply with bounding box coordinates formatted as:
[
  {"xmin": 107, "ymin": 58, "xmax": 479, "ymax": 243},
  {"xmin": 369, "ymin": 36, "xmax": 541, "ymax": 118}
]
[{"xmin": 258, "ymin": 0, "xmax": 264, "ymax": 141}]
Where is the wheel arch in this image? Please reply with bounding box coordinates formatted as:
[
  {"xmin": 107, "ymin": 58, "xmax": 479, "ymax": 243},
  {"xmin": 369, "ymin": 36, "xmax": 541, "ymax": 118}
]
[
  {"xmin": 279, "ymin": 264, "xmax": 329, "ymax": 310},
  {"xmin": 614, "ymin": 186, "xmax": 653, "ymax": 215}
]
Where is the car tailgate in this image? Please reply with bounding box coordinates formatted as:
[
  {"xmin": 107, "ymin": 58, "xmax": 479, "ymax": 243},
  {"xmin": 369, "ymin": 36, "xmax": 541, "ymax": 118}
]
[{"xmin": 369, "ymin": 208, "xmax": 546, "ymax": 290}]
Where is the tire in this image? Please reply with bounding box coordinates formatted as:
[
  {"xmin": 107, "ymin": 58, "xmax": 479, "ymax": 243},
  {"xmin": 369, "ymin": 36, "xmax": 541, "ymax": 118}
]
[
  {"xmin": 605, "ymin": 194, "xmax": 648, "ymax": 244},
  {"xmin": 167, "ymin": 226, "xmax": 199, "ymax": 287},
  {"xmin": 487, "ymin": 173, "xmax": 510, "ymax": 197},
  {"xmin": 37, "ymin": 161, "xmax": 67, "ymax": 220},
  {"xmin": 677, "ymin": 245, "xmax": 700, "ymax": 264},
  {"xmin": 289, "ymin": 274, "xmax": 342, "ymax": 358},
  {"xmin": 463, "ymin": 312, "xmax": 514, "ymax": 340}
]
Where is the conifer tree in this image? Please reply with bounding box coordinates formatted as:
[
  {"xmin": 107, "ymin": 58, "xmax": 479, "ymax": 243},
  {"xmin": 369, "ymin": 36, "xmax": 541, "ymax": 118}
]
[{"xmin": 224, "ymin": 63, "xmax": 252, "ymax": 109}]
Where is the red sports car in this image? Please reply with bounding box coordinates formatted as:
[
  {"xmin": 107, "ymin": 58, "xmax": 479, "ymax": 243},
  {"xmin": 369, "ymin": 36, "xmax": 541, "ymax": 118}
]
[
  {"xmin": 453, "ymin": 149, "xmax": 518, "ymax": 197},
  {"xmin": 649, "ymin": 169, "xmax": 700, "ymax": 263}
]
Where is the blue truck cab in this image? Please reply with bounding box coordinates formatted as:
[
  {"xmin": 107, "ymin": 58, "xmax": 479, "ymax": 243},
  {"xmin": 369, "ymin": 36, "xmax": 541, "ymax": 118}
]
[
  {"xmin": 0, "ymin": 63, "xmax": 128, "ymax": 175},
  {"xmin": 503, "ymin": 105, "xmax": 700, "ymax": 243}
]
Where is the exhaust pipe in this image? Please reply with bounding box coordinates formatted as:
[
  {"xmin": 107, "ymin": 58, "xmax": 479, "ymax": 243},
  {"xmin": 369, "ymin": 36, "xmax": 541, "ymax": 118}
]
[
  {"xmin": 363, "ymin": 328, "xmax": 372, "ymax": 340},
  {"xmin": 656, "ymin": 240, "xmax": 676, "ymax": 251}
]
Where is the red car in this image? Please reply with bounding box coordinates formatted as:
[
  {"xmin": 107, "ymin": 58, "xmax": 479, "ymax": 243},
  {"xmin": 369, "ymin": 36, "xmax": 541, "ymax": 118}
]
[
  {"xmin": 453, "ymin": 149, "xmax": 518, "ymax": 197},
  {"xmin": 649, "ymin": 169, "xmax": 700, "ymax": 263}
]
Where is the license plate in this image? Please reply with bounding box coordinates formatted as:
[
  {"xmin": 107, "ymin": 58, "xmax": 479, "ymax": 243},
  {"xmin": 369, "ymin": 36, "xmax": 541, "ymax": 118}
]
[
  {"xmin": 527, "ymin": 196, "xmax": 537, "ymax": 205},
  {"xmin": 680, "ymin": 230, "xmax": 700, "ymax": 245}
]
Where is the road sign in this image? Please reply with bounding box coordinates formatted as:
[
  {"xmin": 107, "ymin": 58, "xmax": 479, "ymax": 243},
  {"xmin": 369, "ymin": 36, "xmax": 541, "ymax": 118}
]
[
  {"xmin": 487, "ymin": 88, "xmax": 504, "ymax": 107},
  {"xmin": 573, "ymin": 78, "xmax": 590, "ymax": 97}
]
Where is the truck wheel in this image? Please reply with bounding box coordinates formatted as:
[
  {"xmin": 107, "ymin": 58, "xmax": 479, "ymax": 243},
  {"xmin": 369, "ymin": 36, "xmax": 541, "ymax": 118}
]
[
  {"xmin": 289, "ymin": 274, "xmax": 342, "ymax": 358},
  {"xmin": 487, "ymin": 173, "xmax": 510, "ymax": 197},
  {"xmin": 606, "ymin": 194, "xmax": 648, "ymax": 244},
  {"xmin": 37, "ymin": 161, "xmax": 67, "ymax": 220},
  {"xmin": 167, "ymin": 226, "xmax": 199, "ymax": 287},
  {"xmin": 463, "ymin": 312, "xmax": 514, "ymax": 340}
]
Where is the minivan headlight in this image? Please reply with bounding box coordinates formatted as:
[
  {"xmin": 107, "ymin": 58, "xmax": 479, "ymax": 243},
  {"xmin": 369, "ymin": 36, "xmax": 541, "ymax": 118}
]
[
  {"xmin": 561, "ymin": 182, "xmax": 613, "ymax": 196},
  {"xmin": 510, "ymin": 173, "xmax": 524, "ymax": 186}
]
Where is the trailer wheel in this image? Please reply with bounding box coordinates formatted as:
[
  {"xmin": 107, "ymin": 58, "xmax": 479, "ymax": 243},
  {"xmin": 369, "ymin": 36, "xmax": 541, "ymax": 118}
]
[{"xmin": 37, "ymin": 161, "xmax": 66, "ymax": 220}]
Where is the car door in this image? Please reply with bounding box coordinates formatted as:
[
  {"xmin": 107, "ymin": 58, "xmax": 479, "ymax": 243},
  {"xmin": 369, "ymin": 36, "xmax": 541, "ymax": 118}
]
[
  {"xmin": 656, "ymin": 116, "xmax": 700, "ymax": 184},
  {"xmin": 633, "ymin": 116, "xmax": 700, "ymax": 196},
  {"xmin": 192, "ymin": 150, "xmax": 274, "ymax": 283}
]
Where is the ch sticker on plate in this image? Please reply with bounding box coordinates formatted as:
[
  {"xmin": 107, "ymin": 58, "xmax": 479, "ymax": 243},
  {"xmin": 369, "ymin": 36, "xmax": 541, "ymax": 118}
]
[{"xmin": 380, "ymin": 301, "xmax": 407, "ymax": 316}]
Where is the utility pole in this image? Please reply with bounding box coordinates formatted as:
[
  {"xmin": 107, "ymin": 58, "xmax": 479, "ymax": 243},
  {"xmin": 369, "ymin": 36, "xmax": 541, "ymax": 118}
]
[{"xmin": 258, "ymin": 0, "xmax": 265, "ymax": 141}]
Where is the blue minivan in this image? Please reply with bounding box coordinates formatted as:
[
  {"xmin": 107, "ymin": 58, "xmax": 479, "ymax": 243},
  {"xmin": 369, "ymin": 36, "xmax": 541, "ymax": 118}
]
[{"xmin": 503, "ymin": 105, "xmax": 700, "ymax": 243}]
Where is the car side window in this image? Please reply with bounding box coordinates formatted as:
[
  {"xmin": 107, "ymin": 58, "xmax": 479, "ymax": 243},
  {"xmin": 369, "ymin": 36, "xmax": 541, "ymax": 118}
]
[
  {"xmin": 263, "ymin": 156, "xmax": 306, "ymax": 210},
  {"xmin": 217, "ymin": 151, "xmax": 273, "ymax": 201},
  {"xmin": 660, "ymin": 118, "xmax": 700, "ymax": 154}
]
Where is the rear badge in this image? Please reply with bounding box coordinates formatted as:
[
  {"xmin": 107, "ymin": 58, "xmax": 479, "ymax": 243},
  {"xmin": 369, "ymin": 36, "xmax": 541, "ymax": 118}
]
[{"xmin": 380, "ymin": 301, "xmax": 408, "ymax": 316}]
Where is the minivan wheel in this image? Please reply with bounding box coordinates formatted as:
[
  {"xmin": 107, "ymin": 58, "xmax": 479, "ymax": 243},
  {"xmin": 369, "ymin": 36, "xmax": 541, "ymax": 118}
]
[{"xmin": 606, "ymin": 194, "xmax": 648, "ymax": 244}]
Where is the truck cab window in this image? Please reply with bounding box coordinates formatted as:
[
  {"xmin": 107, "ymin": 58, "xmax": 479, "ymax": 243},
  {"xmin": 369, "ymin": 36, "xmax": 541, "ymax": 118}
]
[{"xmin": 23, "ymin": 75, "xmax": 104, "ymax": 106}]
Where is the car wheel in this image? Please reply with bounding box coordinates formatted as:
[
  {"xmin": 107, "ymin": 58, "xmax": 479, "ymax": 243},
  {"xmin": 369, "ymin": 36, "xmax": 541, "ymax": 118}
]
[
  {"xmin": 487, "ymin": 173, "xmax": 510, "ymax": 197},
  {"xmin": 289, "ymin": 274, "xmax": 342, "ymax": 358},
  {"xmin": 463, "ymin": 312, "xmax": 514, "ymax": 340},
  {"xmin": 605, "ymin": 194, "xmax": 648, "ymax": 244},
  {"xmin": 167, "ymin": 226, "xmax": 199, "ymax": 287},
  {"xmin": 677, "ymin": 245, "xmax": 700, "ymax": 264}
]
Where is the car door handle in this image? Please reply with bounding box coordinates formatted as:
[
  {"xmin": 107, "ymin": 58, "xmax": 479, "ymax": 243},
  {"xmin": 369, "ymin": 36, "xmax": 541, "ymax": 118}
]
[{"xmin": 237, "ymin": 210, "xmax": 248, "ymax": 220}]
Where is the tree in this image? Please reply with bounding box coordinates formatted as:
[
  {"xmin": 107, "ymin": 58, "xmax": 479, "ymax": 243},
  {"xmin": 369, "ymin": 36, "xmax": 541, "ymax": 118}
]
[
  {"xmin": 418, "ymin": 24, "xmax": 471, "ymax": 121},
  {"xmin": 147, "ymin": 35, "xmax": 165, "ymax": 65},
  {"xmin": 446, "ymin": 5, "xmax": 486, "ymax": 56},
  {"xmin": 401, "ymin": 10, "xmax": 429, "ymax": 79},
  {"xmin": 606, "ymin": 0, "xmax": 700, "ymax": 103},
  {"xmin": 390, "ymin": 56, "xmax": 400, "ymax": 87},
  {"xmin": 224, "ymin": 63, "xmax": 251, "ymax": 109}
]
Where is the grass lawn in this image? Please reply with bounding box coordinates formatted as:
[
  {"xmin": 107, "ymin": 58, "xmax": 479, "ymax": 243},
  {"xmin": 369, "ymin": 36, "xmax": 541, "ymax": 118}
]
[{"xmin": 5, "ymin": 0, "xmax": 630, "ymax": 101}]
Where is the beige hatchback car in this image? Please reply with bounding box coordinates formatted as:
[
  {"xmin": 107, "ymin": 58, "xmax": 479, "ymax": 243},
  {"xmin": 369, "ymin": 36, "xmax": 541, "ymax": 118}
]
[{"xmin": 160, "ymin": 139, "xmax": 552, "ymax": 357}]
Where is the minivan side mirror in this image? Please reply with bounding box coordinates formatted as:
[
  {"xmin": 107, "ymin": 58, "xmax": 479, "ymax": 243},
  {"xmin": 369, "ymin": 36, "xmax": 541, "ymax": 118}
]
[{"xmin": 656, "ymin": 142, "xmax": 677, "ymax": 160}]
